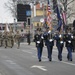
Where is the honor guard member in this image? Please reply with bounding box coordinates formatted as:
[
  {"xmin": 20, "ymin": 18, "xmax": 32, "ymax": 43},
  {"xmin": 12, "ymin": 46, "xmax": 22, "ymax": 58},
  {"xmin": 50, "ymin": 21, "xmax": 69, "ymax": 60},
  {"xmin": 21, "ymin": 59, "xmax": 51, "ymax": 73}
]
[
  {"xmin": 54, "ymin": 30, "xmax": 64, "ymax": 61},
  {"xmin": 65, "ymin": 29, "xmax": 73, "ymax": 61},
  {"xmin": 43, "ymin": 27, "xmax": 54, "ymax": 61},
  {"xmin": 34, "ymin": 28, "xmax": 44, "ymax": 62},
  {"xmin": 15, "ymin": 30, "xmax": 21, "ymax": 49},
  {"xmin": 72, "ymin": 29, "xmax": 75, "ymax": 52}
]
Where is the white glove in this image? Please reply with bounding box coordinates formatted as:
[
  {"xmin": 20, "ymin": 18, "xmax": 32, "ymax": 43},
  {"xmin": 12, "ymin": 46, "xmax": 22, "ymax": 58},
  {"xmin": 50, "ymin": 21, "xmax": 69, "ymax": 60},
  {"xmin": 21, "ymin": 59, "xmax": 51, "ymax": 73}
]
[
  {"xmin": 41, "ymin": 36, "xmax": 44, "ymax": 39},
  {"xmin": 49, "ymin": 39, "xmax": 53, "ymax": 42},
  {"xmin": 60, "ymin": 41, "xmax": 63, "ymax": 44},
  {"xmin": 48, "ymin": 30, "xmax": 51, "ymax": 33},
  {"xmin": 37, "ymin": 41, "xmax": 40, "ymax": 43},
  {"xmin": 59, "ymin": 35, "xmax": 62, "ymax": 38},
  {"xmin": 68, "ymin": 41, "xmax": 71, "ymax": 43},
  {"xmin": 71, "ymin": 36, "xmax": 73, "ymax": 39}
]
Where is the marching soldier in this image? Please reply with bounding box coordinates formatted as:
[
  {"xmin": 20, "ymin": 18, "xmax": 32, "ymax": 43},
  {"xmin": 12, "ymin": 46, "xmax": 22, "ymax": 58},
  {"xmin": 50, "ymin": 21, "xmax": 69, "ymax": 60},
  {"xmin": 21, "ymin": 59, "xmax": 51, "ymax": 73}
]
[
  {"xmin": 0, "ymin": 32, "xmax": 3, "ymax": 47},
  {"xmin": 43, "ymin": 27, "xmax": 54, "ymax": 61},
  {"xmin": 8, "ymin": 31, "xmax": 14, "ymax": 48},
  {"xmin": 72, "ymin": 29, "xmax": 75, "ymax": 52},
  {"xmin": 65, "ymin": 29, "xmax": 74, "ymax": 61},
  {"xmin": 15, "ymin": 30, "xmax": 21, "ymax": 49},
  {"xmin": 54, "ymin": 30, "xmax": 64, "ymax": 61},
  {"xmin": 34, "ymin": 29, "xmax": 44, "ymax": 62},
  {"xmin": 3, "ymin": 31, "xmax": 8, "ymax": 48}
]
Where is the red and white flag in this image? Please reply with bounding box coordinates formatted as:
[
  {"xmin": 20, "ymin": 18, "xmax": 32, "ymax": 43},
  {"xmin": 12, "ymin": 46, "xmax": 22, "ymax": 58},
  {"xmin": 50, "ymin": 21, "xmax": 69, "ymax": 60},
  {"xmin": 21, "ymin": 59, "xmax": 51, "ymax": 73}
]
[
  {"xmin": 46, "ymin": 0, "xmax": 52, "ymax": 30},
  {"xmin": 62, "ymin": 11, "xmax": 66, "ymax": 25}
]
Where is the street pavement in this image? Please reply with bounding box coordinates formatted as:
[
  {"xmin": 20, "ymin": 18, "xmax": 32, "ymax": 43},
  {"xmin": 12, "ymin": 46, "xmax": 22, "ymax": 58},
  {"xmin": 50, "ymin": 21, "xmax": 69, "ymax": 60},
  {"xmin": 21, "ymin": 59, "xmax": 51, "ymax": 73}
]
[{"xmin": 0, "ymin": 42, "xmax": 75, "ymax": 75}]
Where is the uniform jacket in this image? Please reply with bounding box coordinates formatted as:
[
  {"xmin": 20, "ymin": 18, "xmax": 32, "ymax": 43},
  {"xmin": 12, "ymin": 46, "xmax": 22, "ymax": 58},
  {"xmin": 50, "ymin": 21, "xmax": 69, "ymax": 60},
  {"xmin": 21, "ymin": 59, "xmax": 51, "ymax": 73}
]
[
  {"xmin": 34, "ymin": 33, "xmax": 44, "ymax": 47},
  {"xmin": 65, "ymin": 33, "xmax": 73, "ymax": 47},
  {"xmin": 43, "ymin": 31, "xmax": 54, "ymax": 46},
  {"xmin": 54, "ymin": 34, "xmax": 64, "ymax": 47}
]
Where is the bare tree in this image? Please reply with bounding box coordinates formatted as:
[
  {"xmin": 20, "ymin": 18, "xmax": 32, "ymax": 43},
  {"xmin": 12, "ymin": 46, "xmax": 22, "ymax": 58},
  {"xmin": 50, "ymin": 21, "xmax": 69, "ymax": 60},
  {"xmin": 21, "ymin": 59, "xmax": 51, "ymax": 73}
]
[
  {"xmin": 4, "ymin": 0, "xmax": 75, "ymax": 22},
  {"xmin": 4, "ymin": 0, "xmax": 17, "ymax": 19}
]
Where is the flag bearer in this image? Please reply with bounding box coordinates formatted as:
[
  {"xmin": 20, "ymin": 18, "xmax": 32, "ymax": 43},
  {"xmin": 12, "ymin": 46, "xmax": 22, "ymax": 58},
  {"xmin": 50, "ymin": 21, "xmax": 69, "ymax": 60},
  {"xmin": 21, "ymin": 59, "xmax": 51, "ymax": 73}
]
[
  {"xmin": 43, "ymin": 27, "xmax": 54, "ymax": 61},
  {"xmin": 54, "ymin": 30, "xmax": 64, "ymax": 61}
]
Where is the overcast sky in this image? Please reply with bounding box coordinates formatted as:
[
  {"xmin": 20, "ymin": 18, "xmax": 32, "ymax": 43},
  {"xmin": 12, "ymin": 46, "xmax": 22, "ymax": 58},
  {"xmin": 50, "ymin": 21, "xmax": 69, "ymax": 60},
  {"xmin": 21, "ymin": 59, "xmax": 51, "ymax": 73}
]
[{"xmin": 0, "ymin": 0, "xmax": 14, "ymax": 23}]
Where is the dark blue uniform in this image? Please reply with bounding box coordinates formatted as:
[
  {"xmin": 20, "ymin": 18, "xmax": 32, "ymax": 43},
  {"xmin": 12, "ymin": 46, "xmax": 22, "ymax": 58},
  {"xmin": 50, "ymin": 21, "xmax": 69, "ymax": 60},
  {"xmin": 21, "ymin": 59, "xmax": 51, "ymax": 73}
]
[
  {"xmin": 43, "ymin": 31, "xmax": 54, "ymax": 61},
  {"xmin": 34, "ymin": 33, "xmax": 44, "ymax": 62},
  {"xmin": 65, "ymin": 33, "xmax": 73, "ymax": 61},
  {"xmin": 54, "ymin": 33, "xmax": 64, "ymax": 61}
]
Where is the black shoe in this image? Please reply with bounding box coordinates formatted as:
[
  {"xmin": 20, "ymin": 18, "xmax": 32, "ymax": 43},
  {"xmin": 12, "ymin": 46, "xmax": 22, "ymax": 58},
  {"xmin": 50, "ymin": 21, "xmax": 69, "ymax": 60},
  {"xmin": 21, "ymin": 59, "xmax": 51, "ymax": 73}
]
[
  {"xmin": 59, "ymin": 59, "xmax": 62, "ymax": 61},
  {"xmin": 39, "ymin": 59, "xmax": 41, "ymax": 62},
  {"xmin": 5, "ymin": 47, "xmax": 7, "ymax": 48},
  {"xmin": 70, "ymin": 59, "xmax": 72, "ymax": 61},
  {"xmin": 58, "ymin": 58, "xmax": 62, "ymax": 61},
  {"xmin": 11, "ymin": 46, "xmax": 12, "ymax": 48},
  {"xmin": 49, "ymin": 59, "xmax": 52, "ymax": 61}
]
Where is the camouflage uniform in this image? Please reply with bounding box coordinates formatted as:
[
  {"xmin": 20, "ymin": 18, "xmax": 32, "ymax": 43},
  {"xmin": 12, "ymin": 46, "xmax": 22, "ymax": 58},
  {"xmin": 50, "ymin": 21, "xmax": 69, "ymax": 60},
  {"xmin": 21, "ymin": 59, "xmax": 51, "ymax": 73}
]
[
  {"xmin": 3, "ymin": 31, "xmax": 8, "ymax": 48},
  {"xmin": 8, "ymin": 31, "xmax": 14, "ymax": 48},
  {"xmin": 15, "ymin": 31, "xmax": 21, "ymax": 49}
]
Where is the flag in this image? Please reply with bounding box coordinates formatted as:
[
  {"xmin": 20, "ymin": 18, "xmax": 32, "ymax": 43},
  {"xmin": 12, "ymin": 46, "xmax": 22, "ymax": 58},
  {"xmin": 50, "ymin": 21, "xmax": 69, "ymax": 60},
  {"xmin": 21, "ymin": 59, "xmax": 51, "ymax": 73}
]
[
  {"xmin": 61, "ymin": 11, "xmax": 66, "ymax": 31},
  {"xmin": 5, "ymin": 23, "xmax": 10, "ymax": 32},
  {"xmin": 56, "ymin": 5, "xmax": 62, "ymax": 31},
  {"xmin": 62, "ymin": 11, "xmax": 66, "ymax": 25},
  {"xmin": 46, "ymin": 0, "xmax": 52, "ymax": 30},
  {"xmin": 56, "ymin": 6, "xmax": 61, "ymax": 20}
]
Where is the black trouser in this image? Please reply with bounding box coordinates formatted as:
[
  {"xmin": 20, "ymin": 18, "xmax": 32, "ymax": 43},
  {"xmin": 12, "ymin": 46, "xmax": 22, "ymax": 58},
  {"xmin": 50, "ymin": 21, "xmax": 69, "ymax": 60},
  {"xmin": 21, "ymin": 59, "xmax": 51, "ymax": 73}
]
[
  {"xmin": 57, "ymin": 46, "xmax": 63, "ymax": 60},
  {"xmin": 47, "ymin": 45, "xmax": 53, "ymax": 60},
  {"xmin": 37, "ymin": 46, "xmax": 43, "ymax": 60}
]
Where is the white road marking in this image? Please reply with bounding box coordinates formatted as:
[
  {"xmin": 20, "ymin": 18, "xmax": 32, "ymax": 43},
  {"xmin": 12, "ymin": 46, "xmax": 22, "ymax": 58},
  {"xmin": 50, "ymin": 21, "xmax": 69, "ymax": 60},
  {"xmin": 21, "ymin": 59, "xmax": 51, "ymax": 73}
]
[
  {"xmin": 31, "ymin": 65, "xmax": 47, "ymax": 71},
  {"xmin": 61, "ymin": 61, "xmax": 75, "ymax": 66},
  {"xmin": 52, "ymin": 58, "xmax": 75, "ymax": 67},
  {"xmin": 6, "ymin": 60, "xmax": 16, "ymax": 65},
  {"xmin": 32, "ymin": 56, "xmax": 37, "ymax": 58}
]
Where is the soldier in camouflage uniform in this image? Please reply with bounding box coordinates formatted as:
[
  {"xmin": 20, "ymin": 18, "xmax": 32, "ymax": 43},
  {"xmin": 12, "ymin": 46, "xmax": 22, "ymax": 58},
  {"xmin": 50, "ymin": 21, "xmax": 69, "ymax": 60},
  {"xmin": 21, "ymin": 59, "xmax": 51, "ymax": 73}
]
[
  {"xmin": 15, "ymin": 30, "xmax": 21, "ymax": 49},
  {"xmin": 8, "ymin": 31, "xmax": 14, "ymax": 48},
  {"xmin": 3, "ymin": 31, "xmax": 8, "ymax": 48}
]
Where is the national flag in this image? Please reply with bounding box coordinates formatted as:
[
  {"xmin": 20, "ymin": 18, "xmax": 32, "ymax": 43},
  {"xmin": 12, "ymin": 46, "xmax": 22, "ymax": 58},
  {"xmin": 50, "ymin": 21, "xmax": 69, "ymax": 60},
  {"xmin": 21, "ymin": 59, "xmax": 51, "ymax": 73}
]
[
  {"xmin": 60, "ymin": 11, "xmax": 66, "ymax": 31},
  {"xmin": 56, "ymin": 5, "xmax": 62, "ymax": 31},
  {"xmin": 62, "ymin": 11, "xmax": 66, "ymax": 25},
  {"xmin": 57, "ymin": 19, "xmax": 62, "ymax": 31},
  {"xmin": 46, "ymin": 0, "xmax": 52, "ymax": 30}
]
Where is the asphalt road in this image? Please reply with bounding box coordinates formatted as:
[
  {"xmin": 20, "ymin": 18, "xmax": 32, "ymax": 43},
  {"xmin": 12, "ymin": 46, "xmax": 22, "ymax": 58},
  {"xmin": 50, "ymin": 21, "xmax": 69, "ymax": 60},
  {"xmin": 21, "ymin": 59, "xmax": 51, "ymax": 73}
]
[{"xmin": 0, "ymin": 42, "xmax": 75, "ymax": 75}]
